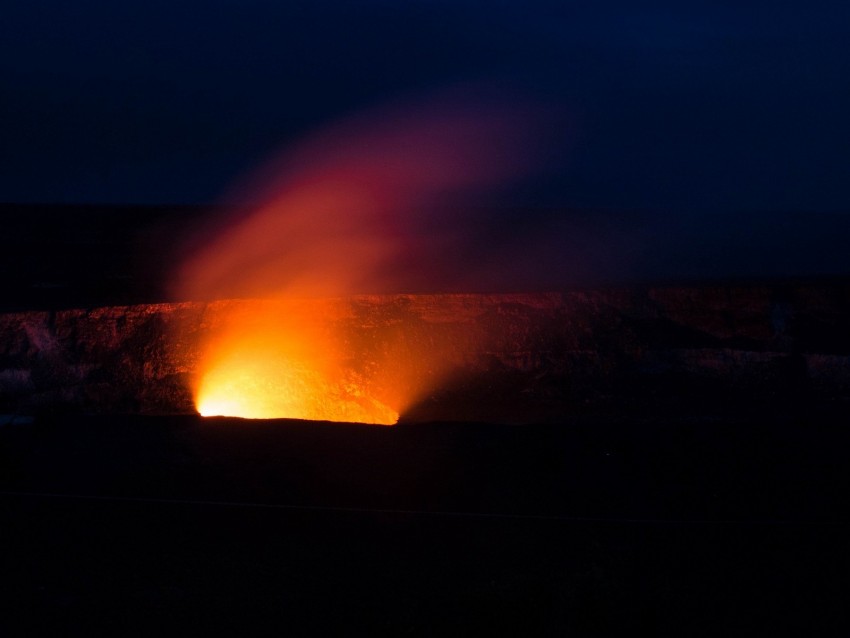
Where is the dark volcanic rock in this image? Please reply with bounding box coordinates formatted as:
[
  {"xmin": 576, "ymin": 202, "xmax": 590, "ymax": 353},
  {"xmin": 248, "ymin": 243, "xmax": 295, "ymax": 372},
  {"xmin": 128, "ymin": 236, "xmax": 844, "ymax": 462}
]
[{"xmin": 1, "ymin": 282, "xmax": 849, "ymax": 421}]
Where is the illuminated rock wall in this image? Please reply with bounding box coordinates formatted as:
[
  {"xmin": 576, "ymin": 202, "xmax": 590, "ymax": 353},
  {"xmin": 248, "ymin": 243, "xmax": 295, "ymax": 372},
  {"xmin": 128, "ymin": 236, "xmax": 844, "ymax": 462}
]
[{"xmin": 1, "ymin": 282, "xmax": 849, "ymax": 421}]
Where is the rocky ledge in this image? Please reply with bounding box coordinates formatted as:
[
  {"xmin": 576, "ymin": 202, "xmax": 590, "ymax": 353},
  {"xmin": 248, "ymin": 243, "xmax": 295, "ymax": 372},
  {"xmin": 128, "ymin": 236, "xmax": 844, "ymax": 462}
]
[{"xmin": 1, "ymin": 281, "xmax": 849, "ymax": 422}]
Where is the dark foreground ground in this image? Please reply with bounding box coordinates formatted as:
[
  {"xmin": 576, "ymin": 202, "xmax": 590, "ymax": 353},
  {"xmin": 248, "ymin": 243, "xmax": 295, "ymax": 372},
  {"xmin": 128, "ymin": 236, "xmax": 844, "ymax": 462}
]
[{"xmin": 1, "ymin": 414, "xmax": 848, "ymax": 635}]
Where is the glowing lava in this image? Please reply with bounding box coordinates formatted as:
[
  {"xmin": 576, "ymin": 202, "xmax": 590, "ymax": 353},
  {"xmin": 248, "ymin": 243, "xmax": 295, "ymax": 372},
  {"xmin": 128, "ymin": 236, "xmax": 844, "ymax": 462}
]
[
  {"xmin": 191, "ymin": 301, "xmax": 398, "ymax": 424},
  {"xmin": 196, "ymin": 353, "xmax": 398, "ymax": 424}
]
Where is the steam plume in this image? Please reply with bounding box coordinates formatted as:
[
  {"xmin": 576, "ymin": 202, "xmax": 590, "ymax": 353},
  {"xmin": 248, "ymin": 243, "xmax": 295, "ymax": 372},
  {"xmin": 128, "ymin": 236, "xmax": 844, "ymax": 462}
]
[
  {"xmin": 177, "ymin": 90, "xmax": 553, "ymax": 301},
  {"xmin": 177, "ymin": 89, "xmax": 556, "ymax": 422}
]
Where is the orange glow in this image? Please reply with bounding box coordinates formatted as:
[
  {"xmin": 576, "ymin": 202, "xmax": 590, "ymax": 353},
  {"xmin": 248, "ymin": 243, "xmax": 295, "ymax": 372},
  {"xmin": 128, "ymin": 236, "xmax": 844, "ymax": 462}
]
[
  {"xmin": 190, "ymin": 300, "xmax": 398, "ymax": 424},
  {"xmin": 196, "ymin": 354, "xmax": 398, "ymax": 424},
  {"xmin": 177, "ymin": 90, "xmax": 549, "ymax": 423}
]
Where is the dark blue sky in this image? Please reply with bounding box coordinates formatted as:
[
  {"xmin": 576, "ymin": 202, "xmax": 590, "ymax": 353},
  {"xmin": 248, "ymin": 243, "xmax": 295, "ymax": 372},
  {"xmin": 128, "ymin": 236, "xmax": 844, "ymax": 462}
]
[{"xmin": 2, "ymin": 0, "xmax": 848, "ymax": 214}]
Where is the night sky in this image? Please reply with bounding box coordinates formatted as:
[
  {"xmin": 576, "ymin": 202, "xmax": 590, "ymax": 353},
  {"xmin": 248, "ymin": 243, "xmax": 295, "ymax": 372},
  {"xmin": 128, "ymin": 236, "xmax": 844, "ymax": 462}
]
[{"xmin": 2, "ymin": 0, "xmax": 849, "ymax": 281}]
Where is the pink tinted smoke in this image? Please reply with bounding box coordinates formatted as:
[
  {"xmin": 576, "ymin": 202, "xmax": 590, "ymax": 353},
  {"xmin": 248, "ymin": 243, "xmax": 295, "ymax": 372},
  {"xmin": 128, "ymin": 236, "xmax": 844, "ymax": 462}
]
[{"xmin": 176, "ymin": 91, "xmax": 554, "ymax": 301}]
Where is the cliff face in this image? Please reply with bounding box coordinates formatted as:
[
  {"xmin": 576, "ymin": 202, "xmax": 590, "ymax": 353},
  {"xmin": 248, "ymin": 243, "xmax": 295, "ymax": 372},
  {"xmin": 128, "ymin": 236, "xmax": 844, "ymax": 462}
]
[{"xmin": 1, "ymin": 282, "xmax": 849, "ymax": 422}]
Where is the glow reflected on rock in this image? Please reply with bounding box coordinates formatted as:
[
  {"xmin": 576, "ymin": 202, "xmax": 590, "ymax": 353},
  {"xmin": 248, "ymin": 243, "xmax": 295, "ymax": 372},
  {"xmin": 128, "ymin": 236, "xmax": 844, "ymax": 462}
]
[{"xmin": 193, "ymin": 304, "xmax": 398, "ymax": 425}]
